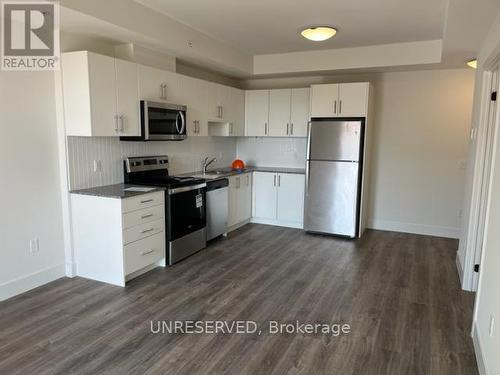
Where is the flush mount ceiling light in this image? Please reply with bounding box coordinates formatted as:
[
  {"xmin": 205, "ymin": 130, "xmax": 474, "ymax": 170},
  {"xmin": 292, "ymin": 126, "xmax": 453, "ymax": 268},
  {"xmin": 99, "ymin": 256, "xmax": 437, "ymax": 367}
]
[
  {"xmin": 301, "ymin": 26, "xmax": 337, "ymax": 41},
  {"xmin": 467, "ymin": 59, "xmax": 477, "ymax": 69}
]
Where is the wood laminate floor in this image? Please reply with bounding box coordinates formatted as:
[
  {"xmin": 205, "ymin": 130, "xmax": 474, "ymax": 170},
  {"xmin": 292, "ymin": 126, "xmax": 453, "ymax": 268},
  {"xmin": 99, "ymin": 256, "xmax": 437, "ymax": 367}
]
[{"xmin": 0, "ymin": 225, "xmax": 478, "ymax": 375}]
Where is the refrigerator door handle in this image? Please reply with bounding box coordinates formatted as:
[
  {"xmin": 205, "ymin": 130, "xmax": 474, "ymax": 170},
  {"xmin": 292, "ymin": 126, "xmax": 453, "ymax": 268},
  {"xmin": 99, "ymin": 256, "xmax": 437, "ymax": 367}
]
[
  {"xmin": 306, "ymin": 121, "xmax": 312, "ymax": 160},
  {"xmin": 305, "ymin": 161, "xmax": 310, "ymax": 194}
]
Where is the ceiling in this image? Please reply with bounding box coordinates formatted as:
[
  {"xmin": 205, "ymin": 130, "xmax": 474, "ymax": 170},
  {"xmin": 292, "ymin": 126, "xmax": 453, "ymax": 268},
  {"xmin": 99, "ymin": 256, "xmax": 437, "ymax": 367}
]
[{"xmin": 134, "ymin": 0, "xmax": 448, "ymax": 55}]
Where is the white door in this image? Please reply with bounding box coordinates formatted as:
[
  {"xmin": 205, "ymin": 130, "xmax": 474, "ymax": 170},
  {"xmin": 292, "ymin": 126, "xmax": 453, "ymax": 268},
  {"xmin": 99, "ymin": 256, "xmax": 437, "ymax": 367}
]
[
  {"xmin": 180, "ymin": 75, "xmax": 208, "ymax": 136},
  {"xmin": 238, "ymin": 173, "xmax": 252, "ymax": 222},
  {"xmin": 310, "ymin": 84, "xmax": 339, "ymax": 118},
  {"xmin": 245, "ymin": 90, "xmax": 269, "ymax": 136},
  {"xmin": 138, "ymin": 65, "xmax": 168, "ymax": 102},
  {"xmin": 206, "ymin": 82, "xmax": 224, "ymax": 121},
  {"xmin": 88, "ymin": 52, "xmax": 118, "ymax": 136},
  {"xmin": 229, "ymin": 87, "xmax": 245, "ymax": 136},
  {"xmin": 115, "ymin": 59, "xmax": 140, "ymax": 136},
  {"xmin": 253, "ymin": 172, "xmax": 277, "ymax": 220},
  {"xmin": 290, "ymin": 88, "xmax": 310, "ymax": 137},
  {"xmin": 163, "ymin": 70, "xmax": 181, "ymax": 104},
  {"xmin": 228, "ymin": 175, "xmax": 240, "ymax": 227},
  {"xmin": 277, "ymin": 173, "xmax": 305, "ymax": 225},
  {"xmin": 337, "ymin": 83, "xmax": 369, "ymax": 117},
  {"xmin": 269, "ymin": 89, "xmax": 291, "ymax": 137}
]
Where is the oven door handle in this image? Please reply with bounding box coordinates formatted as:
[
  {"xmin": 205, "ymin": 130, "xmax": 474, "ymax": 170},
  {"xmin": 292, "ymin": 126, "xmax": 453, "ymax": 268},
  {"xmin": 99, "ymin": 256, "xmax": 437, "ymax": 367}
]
[
  {"xmin": 176, "ymin": 111, "xmax": 186, "ymax": 135},
  {"xmin": 168, "ymin": 183, "xmax": 207, "ymax": 195}
]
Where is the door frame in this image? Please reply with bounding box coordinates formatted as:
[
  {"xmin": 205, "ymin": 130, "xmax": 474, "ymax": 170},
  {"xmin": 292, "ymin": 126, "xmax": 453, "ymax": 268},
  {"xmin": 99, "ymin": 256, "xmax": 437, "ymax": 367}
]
[{"xmin": 461, "ymin": 58, "xmax": 500, "ymax": 291}]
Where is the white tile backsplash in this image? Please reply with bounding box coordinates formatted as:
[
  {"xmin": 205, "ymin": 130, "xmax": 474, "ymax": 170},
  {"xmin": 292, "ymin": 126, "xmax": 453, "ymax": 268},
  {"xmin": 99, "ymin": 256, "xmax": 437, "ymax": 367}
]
[
  {"xmin": 67, "ymin": 136, "xmax": 236, "ymax": 190},
  {"xmin": 236, "ymin": 138, "xmax": 307, "ymax": 168}
]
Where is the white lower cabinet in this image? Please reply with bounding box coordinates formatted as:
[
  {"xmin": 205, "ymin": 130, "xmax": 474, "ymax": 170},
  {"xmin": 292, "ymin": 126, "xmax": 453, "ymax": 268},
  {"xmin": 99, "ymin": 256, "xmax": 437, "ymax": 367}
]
[
  {"xmin": 252, "ymin": 172, "xmax": 305, "ymax": 228},
  {"xmin": 228, "ymin": 173, "xmax": 252, "ymax": 229},
  {"xmin": 71, "ymin": 191, "xmax": 166, "ymax": 287}
]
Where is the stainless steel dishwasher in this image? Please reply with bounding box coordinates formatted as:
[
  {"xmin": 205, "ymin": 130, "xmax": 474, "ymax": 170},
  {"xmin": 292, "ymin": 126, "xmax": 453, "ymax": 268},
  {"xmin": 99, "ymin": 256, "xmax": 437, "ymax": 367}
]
[{"xmin": 206, "ymin": 178, "xmax": 229, "ymax": 240}]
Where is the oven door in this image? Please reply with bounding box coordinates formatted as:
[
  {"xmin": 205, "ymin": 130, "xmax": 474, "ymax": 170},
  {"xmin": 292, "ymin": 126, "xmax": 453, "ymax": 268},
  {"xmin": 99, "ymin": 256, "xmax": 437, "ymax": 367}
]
[
  {"xmin": 143, "ymin": 101, "xmax": 187, "ymax": 141},
  {"xmin": 166, "ymin": 184, "xmax": 206, "ymax": 241}
]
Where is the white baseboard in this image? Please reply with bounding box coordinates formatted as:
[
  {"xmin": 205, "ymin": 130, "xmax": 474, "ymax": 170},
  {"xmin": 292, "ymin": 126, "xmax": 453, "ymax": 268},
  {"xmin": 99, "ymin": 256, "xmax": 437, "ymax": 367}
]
[
  {"xmin": 456, "ymin": 252, "xmax": 464, "ymax": 285},
  {"xmin": 472, "ymin": 321, "xmax": 488, "ymax": 375},
  {"xmin": 0, "ymin": 264, "xmax": 66, "ymax": 302},
  {"xmin": 65, "ymin": 261, "xmax": 77, "ymax": 277},
  {"xmin": 250, "ymin": 218, "xmax": 303, "ymax": 229},
  {"xmin": 367, "ymin": 219, "xmax": 459, "ymax": 239}
]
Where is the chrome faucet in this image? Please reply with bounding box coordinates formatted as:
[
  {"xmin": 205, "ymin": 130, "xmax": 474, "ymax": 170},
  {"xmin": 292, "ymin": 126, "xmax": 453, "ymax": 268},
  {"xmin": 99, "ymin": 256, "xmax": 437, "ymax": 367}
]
[{"xmin": 202, "ymin": 157, "xmax": 217, "ymax": 174}]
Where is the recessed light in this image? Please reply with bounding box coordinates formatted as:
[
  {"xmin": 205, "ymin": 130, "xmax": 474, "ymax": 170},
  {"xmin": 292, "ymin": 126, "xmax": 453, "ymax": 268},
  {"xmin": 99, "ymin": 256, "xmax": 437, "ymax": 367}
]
[
  {"xmin": 301, "ymin": 26, "xmax": 337, "ymax": 42},
  {"xmin": 467, "ymin": 59, "xmax": 477, "ymax": 69}
]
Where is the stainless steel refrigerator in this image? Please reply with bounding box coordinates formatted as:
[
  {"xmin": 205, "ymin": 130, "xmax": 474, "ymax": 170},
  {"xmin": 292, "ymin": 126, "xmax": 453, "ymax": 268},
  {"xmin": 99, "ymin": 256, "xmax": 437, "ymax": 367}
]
[{"xmin": 304, "ymin": 119, "xmax": 364, "ymax": 238}]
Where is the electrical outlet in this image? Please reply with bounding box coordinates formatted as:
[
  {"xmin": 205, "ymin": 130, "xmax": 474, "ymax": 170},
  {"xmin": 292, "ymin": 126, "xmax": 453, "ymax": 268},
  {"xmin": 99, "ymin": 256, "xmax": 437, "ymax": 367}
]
[
  {"xmin": 29, "ymin": 238, "xmax": 39, "ymax": 253},
  {"xmin": 489, "ymin": 315, "xmax": 495, "ymax": 337},
  {"xmin": 93, "ymin": 160, "xmax": 102, "ymax": 173}
]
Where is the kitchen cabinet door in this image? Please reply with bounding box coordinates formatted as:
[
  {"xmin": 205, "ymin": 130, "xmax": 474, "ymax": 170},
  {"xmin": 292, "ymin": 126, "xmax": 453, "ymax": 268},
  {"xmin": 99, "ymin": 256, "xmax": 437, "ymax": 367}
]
[
  {"xmin": 277, "ymin": 173, "xmax": 305, "ymax": 225},
  {"xmin": 245, "ymin": 90, "xmax": 269, "ymax": 136},
  {"xmin": 227, "ymin": 175, "xmax": 240, "ymax": 227},
  {"xmin": 86, "ymin": 52, "xmax": 118, "ymax": 136},
  {"xmin": 115, "ymin": 59, "xmax": 140, "ymax": 137},
  {"xmin": 228, "ymin": 87, "xmax": 245, "ymax": 136},
  {"xmin": 237, "ymin": 173, "xmax": 252, "ymax": 222},
  {"xmin": 138, "ymin": 65, "xmax": 180, "ymax": 103},
  {"xmin": 180, "ymin": 75, "xmax": 208, "ymax": 136},
  {"xmin": 290, "ymin": 88, "xmax": 310, "ymax": 137},
  {"xmin": 310, "ymin": 84, "xmax": 339, "ymax": 118},
  {"xmin": 268, "ymin": 89, "xmax": 291, "ymax": 137},
  {"xmin": 253, "ymin": 172, "xmax": 277, "ymax": 220},
  {"xmin": 207, "ymin": 82, "xmax": 226, "ymax": 122},
  {"xmin": 338, "ymin": 83, "xmax": 369, "ymax": 117}
]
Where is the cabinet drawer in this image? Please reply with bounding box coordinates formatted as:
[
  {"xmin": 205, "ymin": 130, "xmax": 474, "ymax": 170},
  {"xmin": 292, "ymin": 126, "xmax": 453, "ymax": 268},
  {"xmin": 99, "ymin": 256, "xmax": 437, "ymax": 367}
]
[
  {"xmin": 122, "ymin": 204, "xmax": 164, "ymax": 229},
  {"xmin": 123, "ymin": 219, "xmax": 165, "ymax": 245},
  {"xmin": 122, "ymin": 191, "xmax": 164, "ymax": 213},
  {"xmin": 124, "ymin": 232, "xmax": 165, "ymax": 275}
]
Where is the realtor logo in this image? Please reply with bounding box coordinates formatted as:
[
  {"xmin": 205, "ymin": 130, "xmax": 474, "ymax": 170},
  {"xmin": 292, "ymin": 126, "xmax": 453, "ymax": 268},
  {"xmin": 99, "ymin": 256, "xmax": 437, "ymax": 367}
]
[{"xmin": 1, "ymin": 1, "xmax": 59, "ymax": 70}]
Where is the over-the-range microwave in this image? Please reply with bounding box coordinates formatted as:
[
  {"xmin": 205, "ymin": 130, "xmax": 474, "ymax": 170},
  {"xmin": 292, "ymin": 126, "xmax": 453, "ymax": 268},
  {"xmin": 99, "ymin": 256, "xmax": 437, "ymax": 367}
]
[{"xmin": 121, "ymin": 101, "xmax": 187, "ymax": 141}]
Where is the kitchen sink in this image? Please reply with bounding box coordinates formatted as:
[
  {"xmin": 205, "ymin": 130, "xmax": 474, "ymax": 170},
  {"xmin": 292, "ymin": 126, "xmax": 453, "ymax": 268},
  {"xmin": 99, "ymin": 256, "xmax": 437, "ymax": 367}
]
[{"xmin": 190, "ymin": 173, "xmax": 225, "ymax": 179}]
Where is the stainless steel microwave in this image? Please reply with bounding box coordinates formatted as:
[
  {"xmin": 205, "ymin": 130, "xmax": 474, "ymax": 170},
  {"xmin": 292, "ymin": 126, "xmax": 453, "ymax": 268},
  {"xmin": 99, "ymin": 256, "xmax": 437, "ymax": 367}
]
[{"xmin": 121, "ymin": 101, "xmax": 187, "ymax": 141}]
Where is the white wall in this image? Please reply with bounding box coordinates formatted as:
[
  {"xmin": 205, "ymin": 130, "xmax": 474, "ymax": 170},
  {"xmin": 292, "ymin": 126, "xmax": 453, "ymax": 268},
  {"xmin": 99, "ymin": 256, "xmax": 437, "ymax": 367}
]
[
  {"xmin": 236, "ymin": 138, "xmax": 306, "ymax": 169},
  {"xmin": 0, "ymin": 71, "xmax": 66, "ymax": 301},
  {"xmin": 368, "ymin": 69, "xmax": 475, "ymax": 238},
  {"xmin": 67, "ymin": 136, "xmax": 237, "ymax": 190},
  {"xmin": 471, "ymin": 11, "xmax": 500, "ymax": 375}
]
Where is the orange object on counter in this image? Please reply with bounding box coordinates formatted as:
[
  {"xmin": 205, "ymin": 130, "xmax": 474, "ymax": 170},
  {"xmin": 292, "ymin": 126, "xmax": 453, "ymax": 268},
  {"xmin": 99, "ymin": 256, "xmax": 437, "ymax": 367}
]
[{"xmin": 231, "ymin": 159, "xmax": 245, "ymax": 171}]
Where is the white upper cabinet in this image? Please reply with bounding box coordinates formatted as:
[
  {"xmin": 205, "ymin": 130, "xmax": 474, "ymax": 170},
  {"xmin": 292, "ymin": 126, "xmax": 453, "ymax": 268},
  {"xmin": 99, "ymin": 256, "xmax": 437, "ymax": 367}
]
[
  {"xmin": 207, "ymin": 82, "xmax": 231, "ymax": 122},
  {"xmin": 229, "ymin": 87, "xmax": 245, "ymax": 136},
  {"xmin": 62, "ymin": 51, "xmax": 140, "ymax": 137},
  {"xmin": 290, "ymin": 88, "xmax": 310, "ymax": 137},
  {"xmin": 179, "ymin": 75, "xmax": 208, "ymax": 137},
  {"xmin": 269, "ymin": 89, "xmax": 291, "ymax": 137},
  {"xmin": 246, "ymin": 88, "xmax": 310, "ymax": 137},
  {"xmin": 245, "ymin": 90, "xmax": 269, "ymax": 136},
  {"xmin": 138, "ymin": 65, "xmax": 180, "ymax": 104},
  {"xmin": 310, "ymin": 82, "xmax": 369, "ymax": 118},
  {"xmin": 337, "ymin": 83, "xmax": 369, "ymax": 117},
  {"xmin": 115, "ymin": 59, "xmax": 140, "ymax": 137}
]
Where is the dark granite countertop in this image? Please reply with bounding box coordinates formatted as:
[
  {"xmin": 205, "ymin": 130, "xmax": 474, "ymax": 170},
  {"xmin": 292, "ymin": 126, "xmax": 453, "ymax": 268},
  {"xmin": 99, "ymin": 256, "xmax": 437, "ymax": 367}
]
[
  {"xmin": 178, "ymin": 166, "xmax": 306, "ymax": 180},
  {"xmin": 70, "ymin": 184, "xmax": 165, "ymax": 199}
]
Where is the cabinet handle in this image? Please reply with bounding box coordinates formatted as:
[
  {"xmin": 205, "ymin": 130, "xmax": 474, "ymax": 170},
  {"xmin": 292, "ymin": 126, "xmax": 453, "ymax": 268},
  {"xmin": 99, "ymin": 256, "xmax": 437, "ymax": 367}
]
[
  {"xmin": 265, "ymin": 122, "xmax": 268, "ymax": 135},
  {"xmin": 141, "ymin": 228, "xmax": 155, "ymax": 234},
  {"xmin": 339, "ymin": 100, "xmax": 342, "ymax": 114},
  {"xmin": 163, "ymin": 84, "xmax": 167, "ymax": 100},
  {"xmin": 141, "ymin": 249, "xmax": 155, "ymax": 256},
  {"xmin": 278, "ymin": 175, "xmax": 281, "ymax": 187},
  {"xmin": 220, "ymin": 106, "xmax": 224, "ymax": 119},
  {"xmin": 141, "ymin": 214, "xmax": 154, "ymax": 219},
  {"xmin": 140, "ymin": 199, "xmax": 154, "ymax": 204},
  {"xmin": 273, "ymin": 175, "xmax": 276, "ymax": 186},
  {"xmin": 230, "ymin": 123, "xmax": 233, "ymax": 135},
  {"xmin": 114, "ymin": 115, "xmax": 119, "ymax": 132},
  {"xmin": 236, "ymin": 177, "xmax": 240, "ymax": 189},
  {"xmin": 119, "ymin": 115, "xmax": 125, "ymax": 132},
  {"xmin": 286, "ymin": 123, "xmax": 289, "ymax": 135},
  {"xmin": 291, "ymin": 123, "xmax": 294, "ymax": 135},
  {"xmin": 334, "ymin": 100, "xmax": 337, "ymax": 114},
  {"xmin": 246, "ymin": 175, "xmax": 249, "ymax": 186}
]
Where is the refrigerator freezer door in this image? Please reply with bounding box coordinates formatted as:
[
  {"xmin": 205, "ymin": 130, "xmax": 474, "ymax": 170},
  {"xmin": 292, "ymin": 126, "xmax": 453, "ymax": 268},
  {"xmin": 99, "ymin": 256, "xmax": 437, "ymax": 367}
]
[
  {"xmin": 304, "ymin": 160, "xmax": 359, "ymax": 237},
  {"xmin": 308, "ymin": 121, "xmax": 362, "ymax": 162}
]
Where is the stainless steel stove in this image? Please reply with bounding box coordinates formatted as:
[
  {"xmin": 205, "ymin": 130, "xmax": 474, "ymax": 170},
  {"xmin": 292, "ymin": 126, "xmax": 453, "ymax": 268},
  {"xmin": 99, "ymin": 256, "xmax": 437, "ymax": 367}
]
[{"xmin": 124, "ymin": 156, "xmax": 207, "ymax": 265}]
